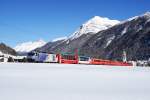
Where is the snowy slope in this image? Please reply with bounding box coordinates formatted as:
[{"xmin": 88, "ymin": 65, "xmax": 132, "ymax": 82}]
[
  {"xmin": 0, "ymin": 63, "xmax": 150, "ymax": 100},
  {"xmin": 69, "ymin": 16, "xmax": 120, "ymax": 40},
  {"xmin": 14, "ymin": 39, "xmax": 46, "ymax": 53},
  {"xmin": 0, "ymin": 51, "xmax": 3, "ymax": 55},
  {"xmin": 52, "ymin": 37, "xmax": 67, "ymax": 42},
  {"xmin": 120, "ymin": 11, "xmax": 150, "ymax": 24}
]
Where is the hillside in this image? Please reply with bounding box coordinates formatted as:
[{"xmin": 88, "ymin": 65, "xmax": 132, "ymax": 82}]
[
  {"xmin": 81, "ymin": 12, "xmax": 150, "ymax": 61},
  {"xmin": 0, "ymin": 43, "xmax": 17, "ymax": 55}
]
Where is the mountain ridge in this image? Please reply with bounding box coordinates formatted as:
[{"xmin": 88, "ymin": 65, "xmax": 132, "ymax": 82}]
[
  {"xmin": 69, "ymin": 16, "xmax": 120, "ymax": 40},
  {"xmin": 36, "ymin": 12, "xmax": 150, "ymax": 61},
  {"xmin": 14, "ymin": 39, "xmax": 46, "ymax": 53},
  {"xmin": 0, "ymin": 43, "xmax": 17, "ymax": 55}
]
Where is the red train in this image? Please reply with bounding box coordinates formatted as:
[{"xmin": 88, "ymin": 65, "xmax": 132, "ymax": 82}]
[
  {"xmin": 57, "ymin": 53, "xmax": 132, "ymax": 66},
  {"xmin": 28, "ymin": 51, "xmax": 132, "ymax": 66},
  {"xmin": 90, "ymin": 58, "xmax": 132, "ymax": 66},
  {"xmin": 57, "ymin": 54, "xmax": 78, "ymax": 64}
]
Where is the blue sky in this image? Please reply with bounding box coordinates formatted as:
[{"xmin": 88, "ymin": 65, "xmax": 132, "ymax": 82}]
[{"xmin": 0, "ymin": 0, "xmax": 150, "ymax": 47}]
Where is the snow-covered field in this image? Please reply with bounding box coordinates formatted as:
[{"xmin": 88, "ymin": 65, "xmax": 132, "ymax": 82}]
[{"xmin": 0, "ymin": 63, "xmax": 150, "ymax": 100}]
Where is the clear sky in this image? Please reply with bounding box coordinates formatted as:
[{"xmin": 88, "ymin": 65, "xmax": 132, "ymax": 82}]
[{"xmin": 0, "ymin": 0, "xmax": 150, "ymax": 47}]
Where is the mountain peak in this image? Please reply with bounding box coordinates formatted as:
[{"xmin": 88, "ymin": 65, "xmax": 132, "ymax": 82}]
[
  {"xmin": 90, "ymin": 16, "xmax": 120, "ymax": 25},
  {"xmin": 14, "ymin": 39, "xmax": 46, "ymax": 53},
  {"xmin": 36, "ymin": 39, "xmax": 45, "ymax": 43},
  {"xmin": 143, "ymin": 11, "xmax": 150, "ymax": 16},
  {"xmin": 69, "ymin": 16, "xmax": 120, "ymax": 40},
  {"xmin": 89, "ymin": 16, "xmax": 105, "ymax": 22},
  {"xmin": 120, "ymin": 11, "xmax": 150, "ymax": 24}
]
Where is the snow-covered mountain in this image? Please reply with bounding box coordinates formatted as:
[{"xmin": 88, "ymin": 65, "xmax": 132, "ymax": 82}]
[
  {"xmin": 49, "ymin": 16, "xmax": 120, "ymax": 42},
  {"xmin": 80, "ymin": 12, "xmax": 150, "ymax": 60},
  {"xmin": 36, "ymin": 16, "xmax": 120, "ymax": 53},
  {"xmin": 69, "ymin": 16, "xmax": 120, "ymax": 40},
  {"xmin": 14, "ymin": 39, "xmax": 46, "ymax": 53},
  {"xmin": 36, "ymin": 12, "xmax": 150, "ymax": 61}
]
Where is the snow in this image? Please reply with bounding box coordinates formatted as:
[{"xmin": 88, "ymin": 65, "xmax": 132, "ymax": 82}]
[
  {"xmin": 127, "ymin": 16, "xmax": 139, "ymax": 21},
  {"xmin": 52, "ymin": 37, "xmax": 67, "ymax": 42},
  {"xmin": 136, "ymin": 25, "xmax": 143, "ymax": 32},
  {"xmin": 127, "ymin": 12, "xmax": 150, "ymax": 21},
  {"xmin": 121, "ymin": 27, "xmax": 128, "ymax": 35},
  {"xmin": 0, "ymin": 51, "xmax": 3, "ymax": 55},
  {"xmin": 69, "ymin": 16, "xmax": 120, "ymax": 40},
  {"xmin": 0, "ymin": 50, "xmax": 15, "ymax": 59},
  {"xmin": 120, "ymin": 12, "xmax": 150, "ymax": 25},
  {"xmin": 14, "ymin": 39, "xmax": 46, "ymax": 53},
  {"xmin": 143, "ymin": 11, "xmax": 150, "ymax": 17},
  {"xmin": 0, "ymin": 63, "xmax": 150, "ymax": 100},
  {"xmin": 66, "ymin": 40, "xmax": 70, "ymax": 44},
  {"xmin": 105, "ymin": 35, "xmax": 115, "ymax": 48},
  {"xmin": 146, "ymin": 19, "xmax": 150, "ymax": 23}
]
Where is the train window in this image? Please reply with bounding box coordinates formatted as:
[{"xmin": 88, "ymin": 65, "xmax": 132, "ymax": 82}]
[
  {"xmin": 52, "ymin": 55, "xmax": 55, "ymax": 61},
  {"xmin": 62, "ymin": 55, "xmax": 76, "ymax": 60},
  {"xmin": 28, "ymin": 52, "xmax": 35, "ymax": 56},
  {"xmin": 94, "ymin": 59, "xmax": 101, "ymax": 62},
  {"xmin": 79, "ymin": 57, "xmax": 89, "ymax": 61}
]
